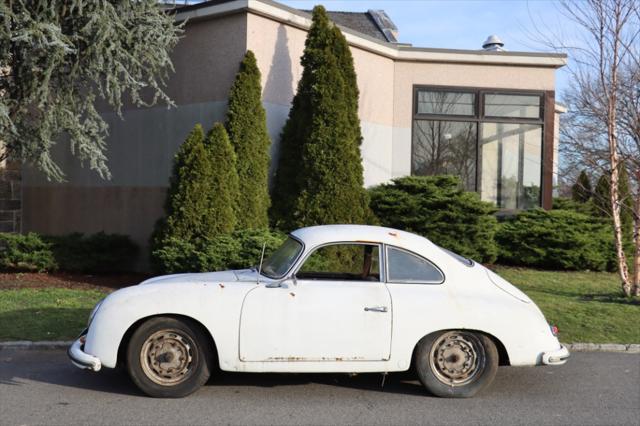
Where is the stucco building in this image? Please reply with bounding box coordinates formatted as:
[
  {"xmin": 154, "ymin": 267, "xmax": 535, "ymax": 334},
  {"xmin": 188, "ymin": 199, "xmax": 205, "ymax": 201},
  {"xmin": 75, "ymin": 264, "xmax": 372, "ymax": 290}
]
[{"xmin": 21, "ymin": 0, "xmax": 566, "ymax": 253}]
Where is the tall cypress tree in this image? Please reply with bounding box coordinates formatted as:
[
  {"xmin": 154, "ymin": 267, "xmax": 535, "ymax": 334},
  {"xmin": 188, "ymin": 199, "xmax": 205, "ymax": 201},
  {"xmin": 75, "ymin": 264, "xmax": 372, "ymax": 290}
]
[
  {"xmin": 226, "ymin": 51, "xmax": 271, "ymax": 229},
  {"xmin": 203, "ymin": 123, "xmax": 240, "ymax": 235},
  {"xmin": 571, "ymin": 170, "xmax": 592, "ymax": 203},
  {"xmin": 271, "ymin": 5, "xmax": 373, "ymax": 229},
  {"xmin": 593, "ymin": 166, "xmax": 633, "ymax": 228},
  {"xmin": 593, "ymin": 173, "xmax": 611, "ymax": 216},
  {"xmin": 152, "ymin": 123, "xmax": 238, "ymax": 252}
]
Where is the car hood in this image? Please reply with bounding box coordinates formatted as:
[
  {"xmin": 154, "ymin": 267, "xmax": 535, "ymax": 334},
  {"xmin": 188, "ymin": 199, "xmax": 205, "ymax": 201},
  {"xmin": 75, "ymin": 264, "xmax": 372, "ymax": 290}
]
[{"xmin": 138, "ymin": 269, "xmax": 258, "ymax": 286}]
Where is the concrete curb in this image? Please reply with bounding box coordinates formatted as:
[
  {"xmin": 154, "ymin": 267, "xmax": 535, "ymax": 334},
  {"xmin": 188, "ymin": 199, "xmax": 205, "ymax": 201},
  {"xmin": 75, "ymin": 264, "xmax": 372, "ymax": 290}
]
[
  {"xmin": 0, "ymin": 341, "xmax": 639, "ymax": 353},
  {"xmin": 0, "ymin": 341, "xmax": 72, "ymax": 350},
  {"xmin": 564, "ymin": 343, "xmax": 640, "ymax": 354}
]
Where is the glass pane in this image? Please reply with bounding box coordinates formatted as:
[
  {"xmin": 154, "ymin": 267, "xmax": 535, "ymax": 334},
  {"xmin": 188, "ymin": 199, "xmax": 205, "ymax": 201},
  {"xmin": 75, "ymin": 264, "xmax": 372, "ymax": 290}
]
[
  {"xmin": 521, "ymin": 129, "xmax": 542, "ymax": 208},
  {"xmin": 297, "ymin": 244, "xmax": 380, "ymax": 281},
  {"xmin": 479, "ymin": 123, "xmax": 542, "ymax": 209},
  {"xmin": 262, "ymin": 238, "xmax": 303, "ymax": 279},
  {"xmin": 412, "ymin": 120, "xmax": 477, "ymax": 191},
  {"xmin": 417, "ymin": 91, "xmax": 475, "ymax": 116},
  {"xmin": 484, "ymin": 94, "xmax": 541, "ymax": 118},
  {"xmin": 387, "ymin": 247, "xmax": 443, "ymax": 283}
]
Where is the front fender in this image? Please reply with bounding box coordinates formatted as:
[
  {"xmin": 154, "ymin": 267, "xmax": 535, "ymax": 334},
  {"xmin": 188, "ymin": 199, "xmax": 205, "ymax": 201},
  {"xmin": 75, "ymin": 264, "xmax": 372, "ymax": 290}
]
[{"xmin": 84, "ymin": 281, "xmax": 255, "ymax": 368}]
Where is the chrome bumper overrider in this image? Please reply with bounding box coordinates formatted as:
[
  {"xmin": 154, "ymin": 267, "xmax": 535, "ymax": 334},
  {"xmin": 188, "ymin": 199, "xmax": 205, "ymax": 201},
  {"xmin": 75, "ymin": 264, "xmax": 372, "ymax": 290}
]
[
  {"xmin": 541, "ymin": 345, "xmax": 570, "ymax": 365},
  {"xmin": 67, "ymin": 333, "xmax": 102, "ymax": 372}
]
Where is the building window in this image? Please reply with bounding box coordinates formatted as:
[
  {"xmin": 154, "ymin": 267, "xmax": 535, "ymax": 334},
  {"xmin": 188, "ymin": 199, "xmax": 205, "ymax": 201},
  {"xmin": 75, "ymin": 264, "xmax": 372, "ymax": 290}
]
[
  {"xmin": 416, "ymin": 91, "xmax": 476, "ymax": 116},
  {"xmin": 412, "ymin": 87, "xmax": 544, "ymax": 209},
  {"xmin": 412, "ymin": 120, "xmax": 477, "ymax": 191},
  {"xmin": 484, "ymin": 93, "xmax": 541, "ymax": 119}
]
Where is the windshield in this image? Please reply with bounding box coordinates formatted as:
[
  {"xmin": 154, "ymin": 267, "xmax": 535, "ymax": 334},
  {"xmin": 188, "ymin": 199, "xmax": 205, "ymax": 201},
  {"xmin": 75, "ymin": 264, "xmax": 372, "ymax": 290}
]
[{"xmin": 261, "ymin": 237, "xmax": 304, "ymax": 279}]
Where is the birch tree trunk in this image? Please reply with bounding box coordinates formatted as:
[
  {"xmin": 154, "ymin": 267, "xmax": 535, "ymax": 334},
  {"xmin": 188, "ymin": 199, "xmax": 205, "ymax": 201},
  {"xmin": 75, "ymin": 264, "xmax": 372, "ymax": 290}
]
[{"xmin": 633, "ymin": 169, "xmax": 640, "ymax": 296}]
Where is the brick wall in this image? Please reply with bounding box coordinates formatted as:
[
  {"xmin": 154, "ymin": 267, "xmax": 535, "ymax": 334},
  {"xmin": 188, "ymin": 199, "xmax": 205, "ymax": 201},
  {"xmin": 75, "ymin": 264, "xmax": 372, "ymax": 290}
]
[{"xmin": 0, "ymin": 161, "xmax": 21, "ymax": 233}]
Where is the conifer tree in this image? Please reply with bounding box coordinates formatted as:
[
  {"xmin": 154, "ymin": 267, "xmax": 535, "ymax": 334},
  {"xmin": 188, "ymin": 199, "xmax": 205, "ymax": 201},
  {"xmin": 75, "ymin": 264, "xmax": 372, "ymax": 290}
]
[
  {"xmin": 226, "ymin": 51, "xmax": 271, "ymax": 229},
  {"xmin": 153, "ymin": 123, "xmax": 238, "ymax": 252},
  {"xmin": 270, "ymin": 6, "xmax": 373, "ymax": 229},
  {"xmin": 593, "ymin": 173, "xmax": 611, "ymax": 217},
  {"xmin": 593, "ymin": 166, "xmax": 633, "ymax": 228},
  {"xmin": 571, "ymin": 170, "xmax": 592, "ymax": 203}
]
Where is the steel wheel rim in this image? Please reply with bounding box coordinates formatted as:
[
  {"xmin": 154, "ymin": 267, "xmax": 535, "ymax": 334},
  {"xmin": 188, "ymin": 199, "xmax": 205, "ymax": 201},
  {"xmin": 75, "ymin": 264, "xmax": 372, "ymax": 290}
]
[
  {"xmin": 140, "ymin": 329, "xmax": 195, "ymax": 386},
  {"xmin": 429, "ymin": 331, "xmax": 485, "ymax": 386}
]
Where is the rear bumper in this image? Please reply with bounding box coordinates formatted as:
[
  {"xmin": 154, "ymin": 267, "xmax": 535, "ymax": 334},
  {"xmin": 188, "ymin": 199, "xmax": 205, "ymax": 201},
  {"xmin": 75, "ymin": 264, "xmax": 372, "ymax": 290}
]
[
  {"xmin": 541, "ymin": 345, "xmax": 570, "ymax": 365},
  {"xmin": 67, "ymin": 332, "xmax": 102, "ymax": 372}
]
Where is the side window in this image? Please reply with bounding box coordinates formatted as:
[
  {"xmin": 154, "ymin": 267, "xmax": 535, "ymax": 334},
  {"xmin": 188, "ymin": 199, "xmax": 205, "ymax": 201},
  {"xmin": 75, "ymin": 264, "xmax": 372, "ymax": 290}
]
[
  {"xmin": 386, "ymin": 247, "xmax": 444, "ymax": 284},
  {"xmin": 297, "ymin": 244, "xmax": 380, "ymax": 282}
]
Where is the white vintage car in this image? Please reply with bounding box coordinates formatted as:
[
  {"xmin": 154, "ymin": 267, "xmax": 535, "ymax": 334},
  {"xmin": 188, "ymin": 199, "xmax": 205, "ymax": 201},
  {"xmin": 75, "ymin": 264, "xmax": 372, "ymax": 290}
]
[{"xmin": 69, "ymin": 225, "xmax": 568, "ymax": 398}]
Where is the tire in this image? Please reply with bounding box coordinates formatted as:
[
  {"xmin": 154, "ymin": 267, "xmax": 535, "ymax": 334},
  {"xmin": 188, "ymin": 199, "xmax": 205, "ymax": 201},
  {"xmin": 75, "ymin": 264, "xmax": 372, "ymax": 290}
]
[
  {"xmin": 126, "ymin": 317, "xmax": 213, "ymax": 398},
  {"xmin": 415, "ymin": 330, "xmax": 498, "ymax": 398}
]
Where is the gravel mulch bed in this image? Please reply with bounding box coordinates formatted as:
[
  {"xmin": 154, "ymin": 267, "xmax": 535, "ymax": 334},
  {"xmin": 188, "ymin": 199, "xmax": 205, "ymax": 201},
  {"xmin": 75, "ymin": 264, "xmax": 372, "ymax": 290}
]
[{"xmin": 0, "ymin": 272, "xmax": 151, "ymax": 292}]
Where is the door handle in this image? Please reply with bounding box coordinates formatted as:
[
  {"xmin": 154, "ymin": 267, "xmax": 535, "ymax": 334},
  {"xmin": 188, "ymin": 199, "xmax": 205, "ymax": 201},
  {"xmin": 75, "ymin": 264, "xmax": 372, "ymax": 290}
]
[{"xmin": 364, "ymin": 306, "xmax": 388, "ymax": 313}]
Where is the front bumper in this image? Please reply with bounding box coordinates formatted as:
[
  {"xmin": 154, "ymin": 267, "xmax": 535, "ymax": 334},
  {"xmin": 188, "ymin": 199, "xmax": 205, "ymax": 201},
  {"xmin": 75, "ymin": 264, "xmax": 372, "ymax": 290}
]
[
  {"xmin": 541, "ymin": 344, "xmax": 570, "ymax": 365},
  {"xmin": 67, "ymin": 332, "xmax": 102, "ymax": 372}
]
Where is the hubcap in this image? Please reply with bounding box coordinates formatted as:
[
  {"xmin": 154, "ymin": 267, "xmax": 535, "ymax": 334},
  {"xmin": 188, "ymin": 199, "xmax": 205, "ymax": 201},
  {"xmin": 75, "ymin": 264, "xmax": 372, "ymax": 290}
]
[
  {"xmin": 429, "ymin": 331, "xmax": 485, "ymax": 386},
  {"xmin": 140, "ymin": 329, "xmax": 195, "ymax": 386}
]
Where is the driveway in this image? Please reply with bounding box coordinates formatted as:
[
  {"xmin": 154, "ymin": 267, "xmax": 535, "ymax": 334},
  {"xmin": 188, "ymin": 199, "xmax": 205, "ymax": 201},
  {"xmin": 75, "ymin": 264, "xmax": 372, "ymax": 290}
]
[{"xmin": 0, "ymin": 349, "xmax": 638, "ymax": 425}]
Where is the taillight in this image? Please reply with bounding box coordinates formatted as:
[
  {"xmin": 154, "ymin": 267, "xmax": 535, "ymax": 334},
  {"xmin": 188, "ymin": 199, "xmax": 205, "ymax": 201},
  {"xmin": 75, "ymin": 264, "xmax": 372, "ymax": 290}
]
[{"xmin": 550, "ymin": 325, "xmax": 559, "ymax": 336}]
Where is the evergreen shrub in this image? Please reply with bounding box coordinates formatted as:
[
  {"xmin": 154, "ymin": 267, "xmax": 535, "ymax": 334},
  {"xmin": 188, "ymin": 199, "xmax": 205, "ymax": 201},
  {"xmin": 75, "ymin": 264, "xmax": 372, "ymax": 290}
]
[
  {"xmin": 369, "ymin": 175, "xmax": 499, "ymax": 263},
  {"xmin": 496, "ymin": 209, "xmax": 615, "ymax": 271},
  {"xmin": 151, "ymin": 228, "xmax": 287, "ymax": 274},
  {"xmin": 0, "ymin": 232, "xmax": 138, "ymax": 273}
]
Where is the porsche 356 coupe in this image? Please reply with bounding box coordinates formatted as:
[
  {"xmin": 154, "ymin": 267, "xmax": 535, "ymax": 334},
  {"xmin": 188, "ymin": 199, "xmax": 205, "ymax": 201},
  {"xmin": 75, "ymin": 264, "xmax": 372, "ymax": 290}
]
[{"xmin": 69, "ymin": 225, "xmax": 568, "ymax": 398}]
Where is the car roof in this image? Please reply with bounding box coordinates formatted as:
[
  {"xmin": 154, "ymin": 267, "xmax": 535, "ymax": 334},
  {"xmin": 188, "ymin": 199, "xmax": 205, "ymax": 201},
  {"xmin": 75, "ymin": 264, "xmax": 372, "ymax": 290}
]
[{"xmin": 290, "ymin": 224, "xmax": 436, "ymax": 252}]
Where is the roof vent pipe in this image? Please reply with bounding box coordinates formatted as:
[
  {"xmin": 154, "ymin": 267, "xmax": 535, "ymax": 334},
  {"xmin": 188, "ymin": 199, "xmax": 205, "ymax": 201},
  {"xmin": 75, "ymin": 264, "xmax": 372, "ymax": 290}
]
[{"xmin": 482, "ymin": 35, "xmax": 505, "ymax": 51}]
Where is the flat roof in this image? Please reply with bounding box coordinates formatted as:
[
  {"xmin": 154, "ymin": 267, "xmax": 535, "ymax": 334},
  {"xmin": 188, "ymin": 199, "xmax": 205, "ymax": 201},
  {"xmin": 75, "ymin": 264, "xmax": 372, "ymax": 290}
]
[{"xmin": 174, "ymin": 0, "xmax": 567, "ymax": 68}]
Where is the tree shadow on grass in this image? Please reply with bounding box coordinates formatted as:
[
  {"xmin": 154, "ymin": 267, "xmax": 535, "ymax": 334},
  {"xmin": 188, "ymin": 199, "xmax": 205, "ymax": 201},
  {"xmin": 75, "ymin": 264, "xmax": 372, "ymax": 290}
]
[
  {"xmin": 578, "ymin": 293, "xmax": 640, "ymax": 306},
  {"xmin": 526, "ymin": 288, "xmax": 640, "ymax": 305}
]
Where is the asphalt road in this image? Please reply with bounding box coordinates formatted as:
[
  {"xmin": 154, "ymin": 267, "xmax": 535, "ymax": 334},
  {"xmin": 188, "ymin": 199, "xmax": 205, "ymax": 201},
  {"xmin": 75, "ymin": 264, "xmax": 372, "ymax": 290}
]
[{"xmin": 0, "ymin": 349, "xmax": 638, "ymax": 426}]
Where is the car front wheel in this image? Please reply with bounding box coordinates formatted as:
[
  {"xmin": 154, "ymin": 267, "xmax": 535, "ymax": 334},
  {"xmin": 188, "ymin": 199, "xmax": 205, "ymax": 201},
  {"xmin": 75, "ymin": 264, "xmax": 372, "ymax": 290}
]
[
  {"xmin": 126, "ymin": 317, "xmax": 212, "ymax": 398},
  {"xmin": 415, "ymin": 330, "xmax": 498, "ymax": 398}
]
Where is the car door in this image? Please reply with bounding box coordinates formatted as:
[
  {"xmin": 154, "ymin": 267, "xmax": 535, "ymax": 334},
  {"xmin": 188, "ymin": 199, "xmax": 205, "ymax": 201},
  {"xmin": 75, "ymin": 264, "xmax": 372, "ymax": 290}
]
[{"xmin": 239, "ymin": 243, "xmax": 392, "ymax": 362}]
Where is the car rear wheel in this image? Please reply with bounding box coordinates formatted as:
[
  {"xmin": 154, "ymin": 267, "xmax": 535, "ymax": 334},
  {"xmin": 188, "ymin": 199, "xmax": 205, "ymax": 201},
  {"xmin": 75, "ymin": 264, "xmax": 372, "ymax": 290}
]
[
  {"xmin": 415, "ymin": 330, "xmax": 498, "ymax": 398},
  {"xmin": 127, "ymin": 317, "xmax": 212, "ymax": 398}
]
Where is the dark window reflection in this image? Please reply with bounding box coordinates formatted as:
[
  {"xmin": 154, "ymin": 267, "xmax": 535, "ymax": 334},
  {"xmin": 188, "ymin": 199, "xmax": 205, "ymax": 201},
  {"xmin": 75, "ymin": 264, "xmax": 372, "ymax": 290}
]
[{"xmin": 412, "ymin": 120, "xmax": 477, "ymax": 191}]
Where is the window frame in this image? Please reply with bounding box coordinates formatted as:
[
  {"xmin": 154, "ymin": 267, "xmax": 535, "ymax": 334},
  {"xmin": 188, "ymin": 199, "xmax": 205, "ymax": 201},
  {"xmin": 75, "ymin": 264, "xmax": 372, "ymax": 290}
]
[
  {"xmin": 384, "ymin": 245, "xmax": 445, "ymax": 285},
  {"xmin": 411, "ymin": 85, "xmax": 546, "ymax": 210},
  {"xmin": 293, "ymin": 241, "xmax": 385, "ymax": 283}
]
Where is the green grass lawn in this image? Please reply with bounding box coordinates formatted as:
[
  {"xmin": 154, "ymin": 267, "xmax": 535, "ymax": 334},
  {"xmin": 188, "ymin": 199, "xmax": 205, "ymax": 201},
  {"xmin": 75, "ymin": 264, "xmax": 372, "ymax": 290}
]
[
  {"xmin": 0, "ymin": 287, "xmax": 108, "ymax": 341},
  {"xmin": 0, "ymin": 268, "xmax": 638, "ymax": 343},
  {"xmin": 495, "ymin": 266, "xmax": 640, "ymax": 344}
]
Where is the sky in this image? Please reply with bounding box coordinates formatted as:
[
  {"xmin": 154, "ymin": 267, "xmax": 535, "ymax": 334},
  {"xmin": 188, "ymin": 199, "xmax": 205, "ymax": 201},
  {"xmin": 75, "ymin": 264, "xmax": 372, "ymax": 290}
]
[{"xmin": 280, "ymin": 0, "xmax": 576, "ymax": 95}]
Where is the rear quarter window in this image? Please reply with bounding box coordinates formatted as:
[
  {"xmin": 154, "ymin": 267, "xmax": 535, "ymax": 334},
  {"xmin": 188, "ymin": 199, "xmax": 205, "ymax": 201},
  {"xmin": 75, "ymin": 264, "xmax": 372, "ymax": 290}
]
[{"xmin": 386, "ymin": 247, "xmax": 444, "ymax": 284}]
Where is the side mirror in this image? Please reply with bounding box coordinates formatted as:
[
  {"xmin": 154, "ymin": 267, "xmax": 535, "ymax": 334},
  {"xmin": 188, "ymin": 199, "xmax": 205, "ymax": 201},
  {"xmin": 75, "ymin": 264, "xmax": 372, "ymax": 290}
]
[{"xmin": 265, "ymin": 276, "xmax": 296, "ymax": 288}]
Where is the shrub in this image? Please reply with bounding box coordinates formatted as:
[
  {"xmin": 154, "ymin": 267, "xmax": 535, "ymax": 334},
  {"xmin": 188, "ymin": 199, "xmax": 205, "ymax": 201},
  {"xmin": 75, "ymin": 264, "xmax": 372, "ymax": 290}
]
[
  {"xmin": 226, "ymin": 50, "xmax": 271, "ymax": 229},
  {"xmin": 0, "ymin": 232, "xmax": 138, "ymax": 273},
  {"xmin": 369, "ymin": 175, "xmax": 499, "ymax": 263},
  {"xmin": 48, "ymin": 232, "xmax": 139, "ymax": 273},
  {"xmin": 151, "ymin": 228, "xmax": 287, "ymax": 274},
  {"xmin": 496, "ymin": 209, "xmax": 615, "ymax": 271},
  {"xmin": 0, "ymin": 233, "xmax": 56, "ymax": 272},
  {"xmin": 552, "ymin": 197, "xmax": 595, "ymax": 215}
]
